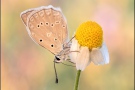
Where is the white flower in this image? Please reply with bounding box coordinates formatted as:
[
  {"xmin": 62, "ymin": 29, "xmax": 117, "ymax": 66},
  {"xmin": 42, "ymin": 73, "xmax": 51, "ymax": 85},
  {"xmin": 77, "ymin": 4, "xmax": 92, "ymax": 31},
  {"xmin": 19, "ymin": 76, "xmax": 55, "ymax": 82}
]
[{"xmin": 70, "ymin": 21, "xmax": 109, "ymax": 71}]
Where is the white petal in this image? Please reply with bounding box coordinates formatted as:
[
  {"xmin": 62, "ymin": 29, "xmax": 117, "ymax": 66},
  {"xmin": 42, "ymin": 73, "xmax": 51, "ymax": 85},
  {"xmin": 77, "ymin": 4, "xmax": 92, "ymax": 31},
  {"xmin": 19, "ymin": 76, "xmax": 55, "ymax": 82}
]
[
  {"xmin": 76, "ymin": 47, "xmax": 90, "ymax": 71},
  {"xmin": 91, "ymin": 42, "xmax": 109, "ymax": 65},
  {"xmin": 69, "ymin": 38, "xmax": 80, "ymax": 63}
]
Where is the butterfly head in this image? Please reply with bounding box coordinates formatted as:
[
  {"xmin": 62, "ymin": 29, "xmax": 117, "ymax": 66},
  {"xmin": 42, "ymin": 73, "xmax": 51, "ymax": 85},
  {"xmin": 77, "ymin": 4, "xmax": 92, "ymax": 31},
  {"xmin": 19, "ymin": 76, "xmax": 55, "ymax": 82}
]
[
  {"xmin": 54, "ymin": 46, "xmax": 70, "ymax": 63},
  {"xmin": 54, "ymin": 56, "xmax": 61, "ymax": 63},
  {"xmin": 54, "ymin": 55, "xmax": 68, "ymax": 63}
]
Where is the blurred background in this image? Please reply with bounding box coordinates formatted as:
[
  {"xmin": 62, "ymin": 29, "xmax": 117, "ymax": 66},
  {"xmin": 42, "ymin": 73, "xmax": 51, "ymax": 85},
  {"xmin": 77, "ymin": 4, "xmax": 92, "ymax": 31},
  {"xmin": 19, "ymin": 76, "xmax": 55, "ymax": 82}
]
[{"xmin": 1, "ymin": 0, "xmax": 134, "ymax": 90}]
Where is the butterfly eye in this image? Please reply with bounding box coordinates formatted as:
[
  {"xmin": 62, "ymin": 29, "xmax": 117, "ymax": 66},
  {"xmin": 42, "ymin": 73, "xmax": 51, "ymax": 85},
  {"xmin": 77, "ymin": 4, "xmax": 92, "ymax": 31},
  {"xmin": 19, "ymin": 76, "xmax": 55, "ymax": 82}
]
[{"xmin": 55, "ymin": 56, "xmax": 60, "ymax": 61}]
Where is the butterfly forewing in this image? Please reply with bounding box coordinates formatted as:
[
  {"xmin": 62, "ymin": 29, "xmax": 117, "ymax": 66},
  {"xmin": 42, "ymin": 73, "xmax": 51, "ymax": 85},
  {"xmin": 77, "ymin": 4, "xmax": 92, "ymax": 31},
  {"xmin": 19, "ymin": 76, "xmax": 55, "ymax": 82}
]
[
  {"xmin": 21, "ymin": 10, "xmax": 35, "ymax": 26},
  {"xmin": 21, "ymin": 6, "xmax": 68, "ymax": 54},
  {"xmin": 53, "ymin": 9, "xmax": 68, "ymax": 44},
  {"xmin": 60, "ymin": 16, "xmax": 68, "ymax": 44}
]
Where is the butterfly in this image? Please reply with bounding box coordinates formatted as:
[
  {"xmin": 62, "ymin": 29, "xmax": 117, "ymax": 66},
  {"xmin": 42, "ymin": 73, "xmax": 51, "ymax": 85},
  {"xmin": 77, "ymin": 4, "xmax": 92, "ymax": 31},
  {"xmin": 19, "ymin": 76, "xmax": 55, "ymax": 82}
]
[{"xmin": 20, "ymin": 5, "xmax": 74, "ymax": 83}]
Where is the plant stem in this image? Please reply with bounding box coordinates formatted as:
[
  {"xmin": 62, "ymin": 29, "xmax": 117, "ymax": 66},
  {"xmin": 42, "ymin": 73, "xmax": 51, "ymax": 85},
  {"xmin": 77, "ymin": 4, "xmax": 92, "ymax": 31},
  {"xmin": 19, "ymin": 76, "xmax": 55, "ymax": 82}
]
[{"xmin": 74, "ymin": 70, "xmax": 81, "ymax": 90}]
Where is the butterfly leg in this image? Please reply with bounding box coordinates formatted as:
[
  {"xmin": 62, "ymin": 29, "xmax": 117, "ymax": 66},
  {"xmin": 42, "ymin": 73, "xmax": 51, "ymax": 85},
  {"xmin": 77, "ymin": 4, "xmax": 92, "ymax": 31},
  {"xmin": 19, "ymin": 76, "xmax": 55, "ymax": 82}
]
[
  {"xmin": 65, "ymin": 50, "xmax": 80, "ymax": 55},
  {"xmin": 66, "ymin": 59, "xmax": 75, "ymax": 64}
]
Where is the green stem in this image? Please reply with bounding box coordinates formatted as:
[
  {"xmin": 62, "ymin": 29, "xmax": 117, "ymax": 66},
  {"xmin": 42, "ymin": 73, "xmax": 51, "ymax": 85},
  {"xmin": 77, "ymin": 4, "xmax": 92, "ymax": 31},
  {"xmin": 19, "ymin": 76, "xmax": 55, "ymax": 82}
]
[{"xmin": 74, "ymin": 70, "xmax": 81, "ymax": 90}]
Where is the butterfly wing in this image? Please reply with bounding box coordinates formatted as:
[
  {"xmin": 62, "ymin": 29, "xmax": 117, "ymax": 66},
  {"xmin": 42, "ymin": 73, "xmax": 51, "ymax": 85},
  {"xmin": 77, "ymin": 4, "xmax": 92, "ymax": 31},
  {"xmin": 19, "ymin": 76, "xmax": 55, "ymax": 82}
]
[
  {"xmin": 20, "ymin": 5, "xmax": 68, "ymax": 54},
  {"xmin": 20, "ymin": 9, "xmax": 35, "ymax": 26}
]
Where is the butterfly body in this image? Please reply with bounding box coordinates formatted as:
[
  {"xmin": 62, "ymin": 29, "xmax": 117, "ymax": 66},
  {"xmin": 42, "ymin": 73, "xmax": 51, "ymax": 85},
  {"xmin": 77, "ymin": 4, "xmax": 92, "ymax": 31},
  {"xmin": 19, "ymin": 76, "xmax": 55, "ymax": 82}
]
[{"xmin": 54, "ymin": 43, "xmax": 71, "ymax": 63}]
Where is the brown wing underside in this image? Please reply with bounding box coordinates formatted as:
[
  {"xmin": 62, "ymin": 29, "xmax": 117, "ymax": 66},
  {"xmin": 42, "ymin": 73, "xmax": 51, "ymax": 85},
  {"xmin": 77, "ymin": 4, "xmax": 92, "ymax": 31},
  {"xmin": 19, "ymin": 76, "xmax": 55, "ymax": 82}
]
[{"xmin": 21, "ymin": 6, "xmax": 68, "ymax": 54}]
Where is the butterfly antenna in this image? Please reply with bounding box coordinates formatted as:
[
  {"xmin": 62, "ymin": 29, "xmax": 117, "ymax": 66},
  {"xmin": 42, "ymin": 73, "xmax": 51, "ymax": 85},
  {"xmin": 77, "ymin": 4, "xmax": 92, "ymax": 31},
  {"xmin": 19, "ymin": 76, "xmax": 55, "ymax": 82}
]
[
  {"xmin": 54, "ymin": 62, "xmax": 58, "ymax": 83},
  {"xmin": 67, "ymin": 36, "xmax": 75, "ymax": 44},
  {"xmin": 64, "ymin": 36, "xmax": 75, "ymax": 48}
]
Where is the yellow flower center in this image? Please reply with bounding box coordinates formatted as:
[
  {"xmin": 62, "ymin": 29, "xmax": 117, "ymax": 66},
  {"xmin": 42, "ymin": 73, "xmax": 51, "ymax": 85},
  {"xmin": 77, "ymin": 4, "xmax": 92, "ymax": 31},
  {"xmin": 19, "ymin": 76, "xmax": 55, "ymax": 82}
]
[{"xmin": 75, "ymin": 21, "xmax": 103, "ymax": 50}]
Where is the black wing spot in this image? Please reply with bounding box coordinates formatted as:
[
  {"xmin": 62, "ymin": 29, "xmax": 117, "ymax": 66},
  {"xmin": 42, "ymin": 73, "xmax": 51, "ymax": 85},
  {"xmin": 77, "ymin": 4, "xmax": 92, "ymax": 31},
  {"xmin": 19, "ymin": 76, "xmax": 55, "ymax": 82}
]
[
  {"xmin": 40, "ymin": 22, "xmax": 43, "ymax": 25},
  {"xmin": 51, "ymin": 44, "xmax": 54, "ymax": 47},
  {"xmin": 54, "ymin": 38, "xmax": 57, "ymax": 41},
  {"xmin": 51, "ymin": 24, "xmax": 54, "ymax": 27},
  {"xmin": 37, "ymin": 24, "xmax": 40, "ymax": 28},
  {"xmin": 40, "ymin": 39, "xmax": 42, "ymax": 42},
  {"xmin": 46, "ymin": 22, "xmax": 49, "ymax": 25}
]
